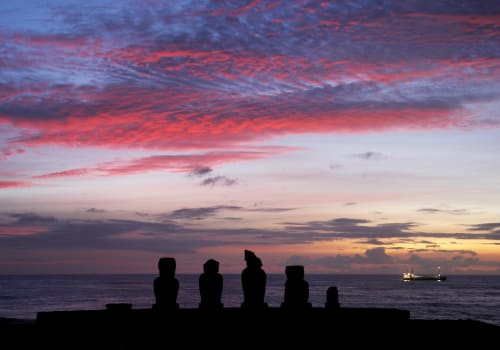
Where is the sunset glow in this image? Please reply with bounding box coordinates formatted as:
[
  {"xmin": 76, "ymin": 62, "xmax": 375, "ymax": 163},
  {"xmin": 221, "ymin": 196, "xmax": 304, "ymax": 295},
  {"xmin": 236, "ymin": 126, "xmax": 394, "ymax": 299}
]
[{"xmin": 1, "ymin": 0, "xmax": 499, "ymax": 274}]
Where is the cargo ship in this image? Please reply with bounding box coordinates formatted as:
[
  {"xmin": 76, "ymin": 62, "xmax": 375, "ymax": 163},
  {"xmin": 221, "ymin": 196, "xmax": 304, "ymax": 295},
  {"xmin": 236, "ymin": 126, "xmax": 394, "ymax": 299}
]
[{"xmin": 403, "ymin": 267, "xmax": 447, "ymax": 281}]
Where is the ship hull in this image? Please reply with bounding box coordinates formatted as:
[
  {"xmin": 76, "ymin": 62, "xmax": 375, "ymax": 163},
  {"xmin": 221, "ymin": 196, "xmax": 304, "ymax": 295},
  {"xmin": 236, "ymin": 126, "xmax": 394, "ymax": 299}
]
[{"xmin": 403, "ymin": 275, "xmax": 447, "ymax": 281}]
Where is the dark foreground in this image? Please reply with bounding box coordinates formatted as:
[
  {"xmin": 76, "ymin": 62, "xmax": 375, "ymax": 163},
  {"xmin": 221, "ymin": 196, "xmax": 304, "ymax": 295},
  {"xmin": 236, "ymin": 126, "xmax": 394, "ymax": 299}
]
[{"xmin": 3, "ymin": 307, "xmax": 499, "ymax": 349}]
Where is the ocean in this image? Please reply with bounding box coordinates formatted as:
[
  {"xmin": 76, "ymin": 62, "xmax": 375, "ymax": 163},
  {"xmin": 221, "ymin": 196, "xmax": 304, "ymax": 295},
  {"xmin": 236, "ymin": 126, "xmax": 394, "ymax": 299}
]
[{"xmin": 1, "ymin": 274, "xmax": 499, "ymax": 326}]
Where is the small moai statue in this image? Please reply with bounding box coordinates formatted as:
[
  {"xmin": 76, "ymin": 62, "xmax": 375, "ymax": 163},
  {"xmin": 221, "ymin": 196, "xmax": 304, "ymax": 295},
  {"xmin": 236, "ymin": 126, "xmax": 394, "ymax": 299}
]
[{"xmin": 325, "ymin": 286, "xmax": 340, "ymax": 310}]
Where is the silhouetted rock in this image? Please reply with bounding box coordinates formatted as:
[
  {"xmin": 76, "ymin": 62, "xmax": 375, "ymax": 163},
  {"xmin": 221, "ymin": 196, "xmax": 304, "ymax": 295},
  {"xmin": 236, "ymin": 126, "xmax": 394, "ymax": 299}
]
[
  {"xmin": 32, "ymin": 307, "xmax": 500, "ymax": 349},
  {"xmin": 241, "ymin": 250, "xmax": 268, "ymax": 309},
  {"xmin": 106, "ymin": 303, "xmax": 132, "ymax": 312},
  {"xmin": 153, "ymin": 257, "xmax": 179, "ymax": 311},
  {"xmin": 325, "ymin": 286, "xmax": 340, "ymax": 310},
  {"xmin": 281, "ymin": 265, "xmax": 312, "ymax": 310},
  {"xmin": 199, "ymin": 258, "xmax": 223, "ymax": 310}
]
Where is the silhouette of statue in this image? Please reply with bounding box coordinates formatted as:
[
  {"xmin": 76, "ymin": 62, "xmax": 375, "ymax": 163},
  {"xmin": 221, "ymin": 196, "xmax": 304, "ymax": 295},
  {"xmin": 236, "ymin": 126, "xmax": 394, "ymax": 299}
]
[
  {"xmin": 281, "ymin": 265, "xmax": 312, "ymax": 310},
  {"xmin": 153, "ymin": 257, "xmax": 179, "ymax": 311},
  {"xmin": 241, "ymin": 250, "xmax": 267, "ymax": 309},
  {"xmin": 199, "ymin": 258, "xmax": 223, "ymax": 310},
  {"xmin": 325, "ymin": 286, "xmax": 340, "ymax": 310}
]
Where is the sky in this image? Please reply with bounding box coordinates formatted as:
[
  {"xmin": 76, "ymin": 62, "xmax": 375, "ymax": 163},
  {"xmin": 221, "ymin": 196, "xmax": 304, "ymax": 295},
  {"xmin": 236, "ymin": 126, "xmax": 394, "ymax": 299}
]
[{"xmin": 1, "ymin": 0, "xmax": 499, "ymax": 275}]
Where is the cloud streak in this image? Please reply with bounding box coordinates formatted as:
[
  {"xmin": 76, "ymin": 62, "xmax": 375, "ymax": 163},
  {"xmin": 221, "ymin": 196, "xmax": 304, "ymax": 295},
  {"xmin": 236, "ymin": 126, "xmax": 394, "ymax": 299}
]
[
  {"xmin": 351, "ymin": 152, "xmax": 386, "ymax": 160},
  {"xmin": 200, "ymin": 176, "xmax": 237, "ymax": 187},
  {"xmin": 0, "ymin": 181, "xmax": 31, "ymax": 188},
  {"xmin": 2, "ymin": 212, "xmax": 500, "ymax": 256},
  {"xmin": 33, "ymin": 148, "xmax": 292, "ymax": 179},
  {"xmin": 418, "ymin": 208, "xmax": 471, "ymax": 215}
]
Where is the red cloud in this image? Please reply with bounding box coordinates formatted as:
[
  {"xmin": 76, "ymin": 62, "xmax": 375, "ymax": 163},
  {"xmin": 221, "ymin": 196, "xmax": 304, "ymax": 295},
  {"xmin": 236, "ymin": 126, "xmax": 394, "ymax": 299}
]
[
  {"xmin": 3, "ymin": 55, "xmax": 484, "ymax": 153},
  {"xmin": 11, "ymin": 104, "xmax": 465, "ymax": 150},
  {"xmin": 0, "ymin": 181, "xmax": 30, "ymax": 189}
]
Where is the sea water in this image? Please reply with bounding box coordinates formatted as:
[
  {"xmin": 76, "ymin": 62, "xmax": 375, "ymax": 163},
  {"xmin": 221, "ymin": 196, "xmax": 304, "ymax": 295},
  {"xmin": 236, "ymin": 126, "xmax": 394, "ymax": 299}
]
[{"xmin": 1, "ymin": 274, "xmax": 499, "ymax": 326}]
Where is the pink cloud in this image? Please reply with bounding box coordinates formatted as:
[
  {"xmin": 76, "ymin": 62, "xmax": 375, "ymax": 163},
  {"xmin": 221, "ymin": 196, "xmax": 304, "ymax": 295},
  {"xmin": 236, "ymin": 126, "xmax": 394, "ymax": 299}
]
[
  {"xmin": 34, "ymin": 147, "xmax": 295, "ymax": 179},
  {"xmin": 0, "ymin": 226, "xmax": 48, "ymax": 237},
  {"xmin": 34, "ymin": 168, "xmax": 91, "ymax": 179},
  {"xmin": 1, "ymin": 148, "xmax": 25, "ymax": 160},
  {"xmin": 0, "ymin": 181, "xmax": 31, "ymax": 189}
]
